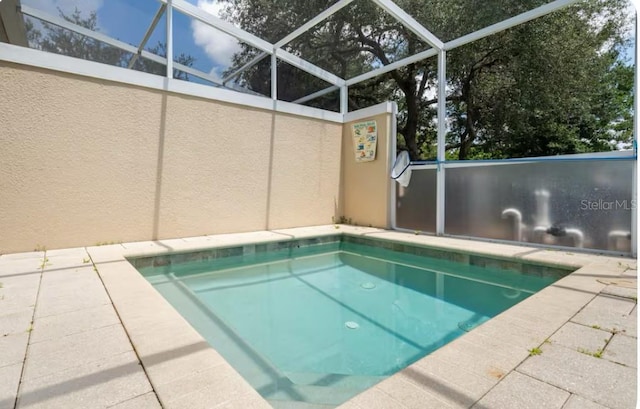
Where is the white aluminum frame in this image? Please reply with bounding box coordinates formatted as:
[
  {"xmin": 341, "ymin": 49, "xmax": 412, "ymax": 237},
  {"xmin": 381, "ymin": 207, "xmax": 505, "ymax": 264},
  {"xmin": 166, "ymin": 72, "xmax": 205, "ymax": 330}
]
[
  {"xmin": 222, "ymin": 52, "xmax": 266, "ymax": 84},
  {"xmin": 17, "ymin": 0, "xmax": 587, "ymax": 111},
  {"xmin": 5, "ymin": 0, "xmax": 637, "ymax": 254},
  {"xmin": 388, "ymin": 101, "xmax": 399, "ymax": 229},
  {"xmin": 223, "ymin": 0, "xmax": 354, "ymax": 85},
  {"xmin": 163, "ymin": 0, "xmax": 272, "ymax": 53},
  {"xmin": 165, "ymin": 0, "xmax": 173, "ymax": 78},
  {"xmin": 276, "ymin": 0, "xmax": 355, "ymax": 48},
  {"xmin": 343, "ymin": 100, "xmax": 395, "ymax": 123},
  {"xmin": 274, "ymin": 48, "xmax": 346, "ymax": 86},
  {"xmin": 633, "ymin": 5, "xmax": 639, "ymax": 257},
  {"xmin": 20, "ymin": 5, "xmax": 166, "ymax": 67},
  {"xmin": 0, "ymin": 42, "xmax": 343, "ymax": 123},
  {"xmin": 346, "ymin": 49, "xmax": 439, "ymax": 86},
  {"xmin": 435, "ymin": 49, "xmax": 446, "ymax": 235},
  {"xmin": 14, "ymin": 0, "xmax": 607, "ymax": 107},
  {"xmin": 340, "ymin": 86, "xmax": 349, "ymax": 114},
  {"xmin": 370, "ymin": 0, "xmax": 443, "ymax": 50},
  {"xmin": 293, "ymin": 86, "xmax": 340, "ymax": 104},
  {"xmin": 19, "ymin": 4, "xmax": 263, "ymax": 93},
  {"xmin": 444, "ymin": 0, "xmax": 581, "ymax": 50},
  {"xmin": 163, "ymin": 0, "xmax": 345, "ymax": 88},
  {"xmin": 296, "ymin": 0, "xmax": 581, "ymax": 103},
  {"xmin": 128, "ymin": 4, "xmax": 166, "ymax": 69},
  {"xmin": 271, "ymin": 53, "xmax": 277, "ymax": 100}
]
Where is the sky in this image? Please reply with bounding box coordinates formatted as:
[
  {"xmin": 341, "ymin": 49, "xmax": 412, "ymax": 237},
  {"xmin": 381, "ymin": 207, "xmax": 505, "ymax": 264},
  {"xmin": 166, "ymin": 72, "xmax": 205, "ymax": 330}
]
[
  {"xmin": 23, "ymin": 0, "xmax": 242, "ymax": 80},
  {"xmin": 22, "ymin": 0, "xmax": 638, "ymax": 83}
]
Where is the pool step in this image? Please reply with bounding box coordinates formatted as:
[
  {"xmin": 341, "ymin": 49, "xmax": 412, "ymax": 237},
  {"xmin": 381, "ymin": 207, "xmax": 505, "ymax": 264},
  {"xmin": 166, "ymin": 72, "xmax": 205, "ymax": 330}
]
[{"xmin": 262, "ymin": 371, "xmax": 384, "ymax": 408}]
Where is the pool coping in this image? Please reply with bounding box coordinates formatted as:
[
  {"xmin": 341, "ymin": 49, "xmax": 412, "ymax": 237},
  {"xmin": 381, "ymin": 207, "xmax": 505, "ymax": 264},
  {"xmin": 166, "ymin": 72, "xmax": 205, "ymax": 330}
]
[{"xmin": 84, "ymin": 225, "xmax": 637, "ymax": 408}]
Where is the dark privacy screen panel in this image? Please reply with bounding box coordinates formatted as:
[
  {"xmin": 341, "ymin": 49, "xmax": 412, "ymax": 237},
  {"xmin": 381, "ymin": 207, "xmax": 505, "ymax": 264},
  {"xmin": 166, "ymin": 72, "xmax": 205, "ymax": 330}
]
[{"xmin": 396, "ymin": 168, "xmax": 437, "ymax": 234}]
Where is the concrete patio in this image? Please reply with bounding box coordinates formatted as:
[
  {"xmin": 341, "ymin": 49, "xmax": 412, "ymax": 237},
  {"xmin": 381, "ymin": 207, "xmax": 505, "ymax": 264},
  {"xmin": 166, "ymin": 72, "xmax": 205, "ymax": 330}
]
[{"xmin": 0, "ymin": 226, "xmax": 637, "ymax": 409}]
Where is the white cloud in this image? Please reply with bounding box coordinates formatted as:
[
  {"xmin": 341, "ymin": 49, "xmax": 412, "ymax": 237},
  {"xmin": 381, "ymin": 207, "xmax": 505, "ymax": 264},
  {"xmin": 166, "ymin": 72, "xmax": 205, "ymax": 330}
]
[{"xmin": 191, "ymin": 0, "xmax": 241, "ymax": 75}]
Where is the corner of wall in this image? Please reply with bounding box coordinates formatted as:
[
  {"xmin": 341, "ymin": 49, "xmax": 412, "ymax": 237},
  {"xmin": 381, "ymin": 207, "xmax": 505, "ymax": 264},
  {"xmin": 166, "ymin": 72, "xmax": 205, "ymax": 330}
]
[{"xmin": 340, "ymin": 109, "xmax": 394, "ymax": 229}]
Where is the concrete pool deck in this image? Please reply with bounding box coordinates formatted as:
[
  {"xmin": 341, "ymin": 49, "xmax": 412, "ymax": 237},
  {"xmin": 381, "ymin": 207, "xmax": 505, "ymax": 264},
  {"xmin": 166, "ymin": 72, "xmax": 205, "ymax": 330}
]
[{"xmin": 0, "ymin": 225, "xmax": 636, "ymax": 409}]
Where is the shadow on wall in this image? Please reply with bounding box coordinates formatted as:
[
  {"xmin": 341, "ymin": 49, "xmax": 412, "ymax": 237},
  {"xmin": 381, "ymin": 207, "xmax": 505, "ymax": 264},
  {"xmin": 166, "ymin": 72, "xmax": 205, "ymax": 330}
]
[
  {"xmin": 152, "ymin": 92, "xmax": 168, "ymax": 240},
  {"xmin": 265, "ymin": 111, "xmax": 276, "ymax": 230},
  {"xmin": 151, "ymin": 95, "xmax": 280, "ymax": 240},
  {"xmin": 0, "ymin": 64, "xmax": 350, "ymax": 253}
]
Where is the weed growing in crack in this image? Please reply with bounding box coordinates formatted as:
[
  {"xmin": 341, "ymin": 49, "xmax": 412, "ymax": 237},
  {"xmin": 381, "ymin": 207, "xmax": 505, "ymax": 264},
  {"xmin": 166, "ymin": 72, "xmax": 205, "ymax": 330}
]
[
  {"xmin": 528, "ymin": 347, "xmax": 542, "ymax": 356},
  {"xmin": 578, "ymin": 347, "xmax": 603, "ymax": 358}
]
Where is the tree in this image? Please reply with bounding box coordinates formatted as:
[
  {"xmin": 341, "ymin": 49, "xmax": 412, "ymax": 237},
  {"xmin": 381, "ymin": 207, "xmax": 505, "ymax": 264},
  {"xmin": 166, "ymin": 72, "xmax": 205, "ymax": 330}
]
[
  {"xmin": 25, "ymin": 8, "xmax": 195, "ymax": 80},
  {"xmin": 30, "ymin": 8, "xmax": 126, "ymax": 66},
  {"xmin": 131, "ymin": 41, "xmax": 195, "ymax": 81},
  {"xmin": 222, "ymin": 0, "xmax": 633, "ymax": 160},
  {"xmin": 445, "ymin": 0, "xmax": 633, "ymax": 159}
]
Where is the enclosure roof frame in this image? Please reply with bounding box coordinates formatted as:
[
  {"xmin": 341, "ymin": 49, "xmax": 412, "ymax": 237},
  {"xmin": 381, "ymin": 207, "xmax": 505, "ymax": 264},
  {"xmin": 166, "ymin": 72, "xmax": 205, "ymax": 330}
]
[{"xmin": 7, "ymin": 0, "xmax": 619, "ymax": 104}]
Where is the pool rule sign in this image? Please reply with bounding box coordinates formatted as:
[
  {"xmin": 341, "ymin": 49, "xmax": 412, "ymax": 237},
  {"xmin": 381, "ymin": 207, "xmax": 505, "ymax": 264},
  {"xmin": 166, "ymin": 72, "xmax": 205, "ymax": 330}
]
[{"xmin": 352, "ymin": 120, "xmax": 377, "ymax": 162}]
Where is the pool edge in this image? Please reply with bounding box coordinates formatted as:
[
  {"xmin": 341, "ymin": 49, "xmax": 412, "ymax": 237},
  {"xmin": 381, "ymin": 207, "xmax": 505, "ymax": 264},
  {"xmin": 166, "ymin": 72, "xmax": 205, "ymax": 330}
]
[{"xmin": 85, "ymin": 225, "xmax": 636, "ymax": 409}]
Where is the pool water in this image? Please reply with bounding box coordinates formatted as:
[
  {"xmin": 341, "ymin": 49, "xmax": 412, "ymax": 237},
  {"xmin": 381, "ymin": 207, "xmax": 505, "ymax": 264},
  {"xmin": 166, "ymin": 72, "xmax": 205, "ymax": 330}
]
[{"xmin": 138, "ymin": 238, "xmax": 562, "ymax": 408}]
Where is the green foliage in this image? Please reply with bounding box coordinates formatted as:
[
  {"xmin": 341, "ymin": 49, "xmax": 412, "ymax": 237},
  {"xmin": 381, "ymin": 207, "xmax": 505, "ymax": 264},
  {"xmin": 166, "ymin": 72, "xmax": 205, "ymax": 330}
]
[
  {"xmin": 131, "ymin": 41, "xmax": 196, "ymax": 81},
  {"xmin": 528, "ymin": 346, "xmax": 543, "ymax": 356},
  {"xmin": 447, "ymin": 2, "xmax": 634, "ymax": 160},
  {"xmin": 28, "ymin": 9, "xmax": 124, "ymax": 66},
  {"xmin": 578, "ymin": 347, "xmax": 604, "ymax": 358},
  {"xmin": 39, "ymin": 257, "xmax": 50, "ymax": 270},
  {"xmin": 95, "ymin": 241, "xmax": 120, "ymax": 246},
  {"xmin": 224, "ymin": 0, "xmax": 633, "ymax": 160},
  {"xmin": 332, "ymin": 216, "xmax": 353, "ymax": 225},
  {"xmin": 22, "ymin": 2, "xmax": 633, "ymax": 161}
]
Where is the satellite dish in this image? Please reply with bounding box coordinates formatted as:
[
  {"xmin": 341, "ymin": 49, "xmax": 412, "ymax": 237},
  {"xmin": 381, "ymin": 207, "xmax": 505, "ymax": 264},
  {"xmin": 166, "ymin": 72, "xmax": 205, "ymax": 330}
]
[{"xmin": 390, "ymin": 150, "xmax": 412, "ymax": 187}]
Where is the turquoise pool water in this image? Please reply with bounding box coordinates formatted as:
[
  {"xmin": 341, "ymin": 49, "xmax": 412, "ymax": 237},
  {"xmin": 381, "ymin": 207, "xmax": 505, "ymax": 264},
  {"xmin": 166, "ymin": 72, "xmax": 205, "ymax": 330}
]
[{"xmin": 137, "ymin": 237, "xmax": 566, "ymax": 408}]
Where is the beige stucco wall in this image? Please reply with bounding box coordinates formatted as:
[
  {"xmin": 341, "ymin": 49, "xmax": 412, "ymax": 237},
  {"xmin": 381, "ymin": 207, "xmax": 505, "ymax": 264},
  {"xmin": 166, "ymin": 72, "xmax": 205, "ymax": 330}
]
[
  {"xmin": 0, "ymin": 62, "xmax": 343, "ymax": 253},
  {"xmin": 340, "ymin": 113, "xmax": 393, "ymax": 229}
]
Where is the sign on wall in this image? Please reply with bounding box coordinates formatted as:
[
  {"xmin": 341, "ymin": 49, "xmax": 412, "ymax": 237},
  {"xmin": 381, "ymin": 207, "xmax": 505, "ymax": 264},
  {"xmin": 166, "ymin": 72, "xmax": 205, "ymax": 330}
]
[{"xmin": 352, "ymin": 120, "xmax": 377, "ymax": 162}]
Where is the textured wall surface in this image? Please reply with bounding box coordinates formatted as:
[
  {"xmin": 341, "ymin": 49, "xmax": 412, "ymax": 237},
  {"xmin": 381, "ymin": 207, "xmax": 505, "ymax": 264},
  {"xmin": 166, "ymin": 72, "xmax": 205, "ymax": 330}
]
[
  {"xmin": 0, "ymin": 62, "xmax": 342, "ymax": 253},
  {"xmin": 341, "ymin": 113, "xmax": 392, "ymax": 228}
]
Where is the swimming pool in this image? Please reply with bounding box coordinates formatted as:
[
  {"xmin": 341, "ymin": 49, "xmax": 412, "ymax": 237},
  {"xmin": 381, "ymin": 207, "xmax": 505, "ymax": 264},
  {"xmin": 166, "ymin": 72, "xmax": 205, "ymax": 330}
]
[{"xmin": 133, "ymin": 235, "xmax": 570, "ymax": 408}]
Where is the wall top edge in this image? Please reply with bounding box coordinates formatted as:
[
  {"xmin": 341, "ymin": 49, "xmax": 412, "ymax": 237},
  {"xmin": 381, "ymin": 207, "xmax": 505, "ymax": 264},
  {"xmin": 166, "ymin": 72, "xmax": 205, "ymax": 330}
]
[
  {"xmin": 0, "ymin": 42, "xmax": 345, "ymax": 124},
  {"xmin": 344, "ymin": 102, "xmax": 397, "ymax": 123}
]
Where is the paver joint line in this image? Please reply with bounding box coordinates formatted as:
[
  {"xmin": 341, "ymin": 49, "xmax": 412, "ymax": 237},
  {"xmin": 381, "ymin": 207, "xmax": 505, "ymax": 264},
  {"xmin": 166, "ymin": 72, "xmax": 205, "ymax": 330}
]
[
  {"xmin": 86, "ymin": 248, "xmax": 164, "ymax": 408},
  {"xmin": 12, "ymin": 250, "xmax": 47, "ymax": 409},
  {"xmin": 3, "ymin": 228, "xmax": 636, "ymax": 409}
]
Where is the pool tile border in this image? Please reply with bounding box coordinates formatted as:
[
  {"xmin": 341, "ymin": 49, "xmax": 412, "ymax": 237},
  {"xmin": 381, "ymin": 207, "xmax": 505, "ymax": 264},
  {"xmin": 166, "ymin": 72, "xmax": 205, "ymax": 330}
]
[
  {"xmin": 128, "ymin": 234, "xmax": 341, "ymax": 270},
  {"xmin": 81, "ymin": 225, "xmax": 636, "ymax": 409},
  {"xmin": 128, "ymin": 232, "xmax": 571, "ymax": 282}
]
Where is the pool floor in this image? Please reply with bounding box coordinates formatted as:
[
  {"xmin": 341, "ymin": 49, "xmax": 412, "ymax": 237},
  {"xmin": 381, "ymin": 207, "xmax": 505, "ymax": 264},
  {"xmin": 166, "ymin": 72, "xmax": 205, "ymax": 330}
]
[{"xmin": 139, "ymin": 238, "xmax": 561, "ymax": 408}]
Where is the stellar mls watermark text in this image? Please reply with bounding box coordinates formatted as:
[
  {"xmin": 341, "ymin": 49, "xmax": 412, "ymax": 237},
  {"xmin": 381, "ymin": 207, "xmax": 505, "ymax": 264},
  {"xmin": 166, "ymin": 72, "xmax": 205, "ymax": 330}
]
[{"xmin": 581, "ymin": 199, "xmax": 636, "ymax": 210}]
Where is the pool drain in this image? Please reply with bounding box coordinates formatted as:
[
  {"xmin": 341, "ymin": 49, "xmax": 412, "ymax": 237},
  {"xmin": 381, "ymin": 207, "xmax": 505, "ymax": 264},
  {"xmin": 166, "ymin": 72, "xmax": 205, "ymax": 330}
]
[
  {"xmin": 345, "ymin": 321, "xmax": 359, "ymax": 329},
  {"xmin": 501, "ymin": 288, "xmax": 522, "ymax": 299},
  {"xmin": 361, "ymin": 282, "xmax": 376, "ymax": 289}
]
